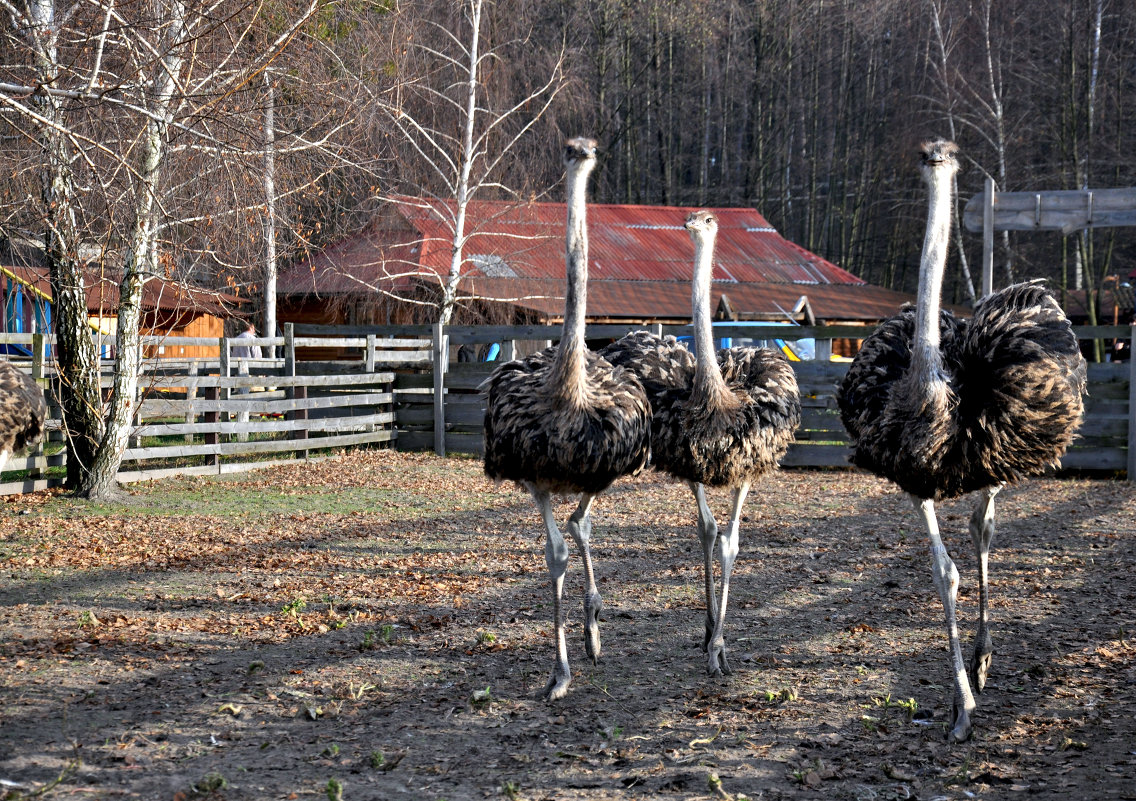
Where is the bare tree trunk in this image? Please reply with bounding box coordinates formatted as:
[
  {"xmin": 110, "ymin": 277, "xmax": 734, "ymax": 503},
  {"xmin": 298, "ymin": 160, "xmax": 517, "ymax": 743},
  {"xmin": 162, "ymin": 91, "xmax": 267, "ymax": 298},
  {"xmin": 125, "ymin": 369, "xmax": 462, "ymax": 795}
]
[
  {"xmin": 438, "ymin": 0, "xmax": 483, "ymax": 327},
  {"xmin": 24, "ymin": 0, "xmax": 104, "ymax": 488},
  {"xmin": 82, "ymin": 0, "xmax": 187, "ymax": 499},
  {"xmin": 263, "ymin": 69, "xmax": 278, "ymax": 356}
]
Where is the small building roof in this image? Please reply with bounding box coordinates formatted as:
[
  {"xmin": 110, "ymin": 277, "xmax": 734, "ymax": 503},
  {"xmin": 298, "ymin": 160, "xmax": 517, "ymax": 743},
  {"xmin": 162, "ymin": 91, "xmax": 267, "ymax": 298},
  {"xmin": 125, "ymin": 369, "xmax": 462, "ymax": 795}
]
[
  {"xmin": 279, "ymin": 197, "xmax": 915, "ymax": 323},
  {"xmin": 1, "ymin": 264, "xmax": 243, "ymax": 317}
]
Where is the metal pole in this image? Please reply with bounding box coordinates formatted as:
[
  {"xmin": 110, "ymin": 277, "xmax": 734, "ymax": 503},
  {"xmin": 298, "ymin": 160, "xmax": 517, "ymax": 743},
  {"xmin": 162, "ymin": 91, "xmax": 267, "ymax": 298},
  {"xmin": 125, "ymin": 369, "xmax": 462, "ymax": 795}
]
[{"xmin": 982, "ymin": 177, "xmax": 995, "ymax": 298}]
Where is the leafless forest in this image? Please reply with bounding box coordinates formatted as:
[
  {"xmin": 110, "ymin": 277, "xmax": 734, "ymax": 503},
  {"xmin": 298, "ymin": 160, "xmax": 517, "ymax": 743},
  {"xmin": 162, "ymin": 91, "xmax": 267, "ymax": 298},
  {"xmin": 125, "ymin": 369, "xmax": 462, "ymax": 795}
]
[{"xmin": 3, "ymin": 0, "xmax": 1135, "ymax": 307}]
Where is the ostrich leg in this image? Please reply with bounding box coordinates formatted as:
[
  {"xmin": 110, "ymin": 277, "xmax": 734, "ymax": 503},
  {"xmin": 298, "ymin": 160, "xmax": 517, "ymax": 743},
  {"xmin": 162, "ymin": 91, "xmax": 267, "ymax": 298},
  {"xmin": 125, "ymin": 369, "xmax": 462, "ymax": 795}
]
[
  {"xmin": 690, "ymin": 482, "xmax": 720, "ymax": 652},
  {"xmin": 530, "ymin": 486, "xmax": 572, "ymax": 701},
  {"xmin": 565, "ymin": 495, "xmax": 602, "ymax": 663},
  {"xmin": 969, "ymin": 485, "xmax": 1001, "ymax": 692},
  {"xmin": 912, "ymin": 495, "xmax": 977, "ymax": 742},
  {"xmin": 706, "ymin": 482, "xmax": 749, "ymax": 677}
]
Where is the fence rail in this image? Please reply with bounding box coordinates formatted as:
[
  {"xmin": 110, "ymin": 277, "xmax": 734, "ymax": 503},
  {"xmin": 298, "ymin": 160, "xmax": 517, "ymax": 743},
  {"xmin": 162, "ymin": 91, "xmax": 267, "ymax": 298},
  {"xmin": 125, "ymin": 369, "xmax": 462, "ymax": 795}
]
[
  {"xmin": 2, "ymin": 323, "xmax": 1131, "ymax": 495},
  {"xmin": 392, "ymin": 323, "xmax": 1135, "ymax": 479},
  {"xmin": 0, "ymin": 326, "xmax": 429, "ymax": 495}
]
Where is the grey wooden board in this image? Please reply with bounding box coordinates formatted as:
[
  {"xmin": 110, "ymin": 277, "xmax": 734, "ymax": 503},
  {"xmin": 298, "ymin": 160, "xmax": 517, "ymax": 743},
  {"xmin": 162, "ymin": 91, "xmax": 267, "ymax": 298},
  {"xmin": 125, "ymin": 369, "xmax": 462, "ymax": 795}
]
[
  {"xmin": 3, "ymin": 452, "xmax": 67, "ymax": 473},
  {"xmin": 135, "ymin": 412, "xmax": 393, "ymax": 437},
  {"xmin": 140, "ymin": 372, "xmax": 395, "ymax": 390},
  {"xmin": 1061, "ymin": 449, "xmax": 1126, "ymax": 470},
  {"xmin": 140, "ymin": 392, "xmax": 393, "ymax": 416},
  {"xmin": 122, "ymin": 430, "xmax": 394, "ymax": 461},
  {"xmin": 782, "ymin": 443, "xmax": 853, "ymax": 467},
  {"xmin": 0, "ymin": 477, "xmax": 65, "ymax": 496},
  {"xmin": 962, "ymin": 187, "xmax": 1136, "ymax": 233},
  {"xmin": 115, "ymin": 454, "xmax": 343, "ymax": 484}
]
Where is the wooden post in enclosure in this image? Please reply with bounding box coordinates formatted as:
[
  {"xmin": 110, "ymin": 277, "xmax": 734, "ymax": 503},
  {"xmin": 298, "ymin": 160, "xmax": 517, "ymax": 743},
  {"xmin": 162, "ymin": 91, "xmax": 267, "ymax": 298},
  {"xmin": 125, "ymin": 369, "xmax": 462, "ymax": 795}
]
[
  {"xmin": 981, "ymin": 178, "xmax": 995, "ymax": 297},
  {"xmin": 204, "ymin": 385, "xmax": 219, "ymax": 468},
  {"xmin": 284, "ymin": 324, "xmax": 307, "ymax": 458},
  {"xmin": 219, "ymin": 336, "xmax": 232, "ymax": 441},
  {"xmin": 185, "ymin": 362, "xmax": 198, "ymax": 443},
  {"xmin": 502, "ymin": 339, "xmax": 516, "ymax": 361},
  {"xmin": 1128, "ymin": 325, "xmax": 1136, "ymax": 482},
  {"xmin": 365, "ymin": 335, "xmax": 377, "ymax": 373},
  {"xmin": 433, "ymin": 323, "xmax": 448, "ymax": 456},
  {"xmin": 29, "ymin": 334, "xmax": 45, "ymax": 478}
]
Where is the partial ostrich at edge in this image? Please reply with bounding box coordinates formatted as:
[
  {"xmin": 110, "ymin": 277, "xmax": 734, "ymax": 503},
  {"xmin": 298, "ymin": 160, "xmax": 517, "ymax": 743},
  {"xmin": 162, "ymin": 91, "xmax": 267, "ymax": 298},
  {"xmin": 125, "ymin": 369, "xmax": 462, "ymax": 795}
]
[
  {"xmin": 0, "ymin": 361, "xmax": 46, "ymax": 474},
  {"xmin": 836, "ymin": 139, "xmax": 1087, "ymax": 742},
  {"xmin": 604, "ymin": 210, "xmax": 801, "ymax": 677},
  {"xmin": 482, "ymin": 137, "xmax": 652, "ymax": 701}
]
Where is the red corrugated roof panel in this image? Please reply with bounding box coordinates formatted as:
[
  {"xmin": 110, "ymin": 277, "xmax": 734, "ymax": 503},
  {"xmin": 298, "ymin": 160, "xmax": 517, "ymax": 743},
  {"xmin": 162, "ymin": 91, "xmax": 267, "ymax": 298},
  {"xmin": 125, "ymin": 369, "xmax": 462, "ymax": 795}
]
[
  {"xmin": 279, "ymin": 197, "xmax": 862, "ymax": 291},
  {"xmin": 277, "ymin": 197, "xmax": 905, "ymax": 321}
]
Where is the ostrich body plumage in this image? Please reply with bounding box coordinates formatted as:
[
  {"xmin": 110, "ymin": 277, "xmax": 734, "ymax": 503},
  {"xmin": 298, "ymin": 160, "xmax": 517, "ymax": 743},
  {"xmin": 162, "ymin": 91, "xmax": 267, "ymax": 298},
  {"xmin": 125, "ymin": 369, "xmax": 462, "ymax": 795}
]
[
  {"xmin": 482, "ymin": 345, "xmax": 650, "ymax": 495},
  {"xmin": 0, "ymin": 361, "xmax": 46, "ymax": 470},
  {"xmin": 838, "ymin": 282, "xmax": 1086, "ymax": 501}
]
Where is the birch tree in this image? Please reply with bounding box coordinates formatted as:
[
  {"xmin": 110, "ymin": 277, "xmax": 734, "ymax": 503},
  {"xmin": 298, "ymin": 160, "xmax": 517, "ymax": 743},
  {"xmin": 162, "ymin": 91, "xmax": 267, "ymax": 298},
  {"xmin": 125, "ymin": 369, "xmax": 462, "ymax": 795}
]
[
  {"xmin": 1, "ymin": 0, "xmax": 333, "ymax": 498},
  {"xmin": 373, "ymin": 0, "xmax": 565, "ymax": 325}
]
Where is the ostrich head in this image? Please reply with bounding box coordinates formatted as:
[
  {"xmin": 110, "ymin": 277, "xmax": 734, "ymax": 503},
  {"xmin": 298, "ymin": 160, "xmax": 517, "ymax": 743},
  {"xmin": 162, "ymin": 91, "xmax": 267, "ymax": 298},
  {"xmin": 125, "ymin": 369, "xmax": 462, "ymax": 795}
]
[
  {"xmin": 919, "ymin": 139, "xmax": 960, "ymax": 183},
  {"xmin": 684, "ymin": 210, "xmax": 718, "ymax": 243},
  {"xmin": 564, "ymin": 137, "xmax": 598, "ymax": 170}
]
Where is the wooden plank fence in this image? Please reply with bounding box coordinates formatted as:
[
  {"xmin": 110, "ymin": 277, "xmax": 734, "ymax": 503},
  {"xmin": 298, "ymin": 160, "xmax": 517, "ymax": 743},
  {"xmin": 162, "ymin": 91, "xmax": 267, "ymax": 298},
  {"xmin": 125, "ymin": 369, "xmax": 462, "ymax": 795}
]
[
  {"xmin": 0, "ymin": 325, "xmax": 430, "ymax": 495},
  {"xmin": 380, "ymin": 323, "xmax": 1135, "ymax": 477},
  {"xmin": 2, "ymin": 322, "xmax": 1131, "ymax": 495}
]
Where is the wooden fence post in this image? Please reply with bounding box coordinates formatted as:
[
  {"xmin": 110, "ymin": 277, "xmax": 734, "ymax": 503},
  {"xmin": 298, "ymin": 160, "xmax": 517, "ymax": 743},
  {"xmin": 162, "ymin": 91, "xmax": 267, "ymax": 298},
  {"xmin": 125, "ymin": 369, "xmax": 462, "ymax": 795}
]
[
  {"xmin": 366, "ymin": 334, "xmax": 376, "ymax": 373},
  {"xmin": 283, "ymin": 324, "xmax": 307, "ymax": 458},
  {"xmin": 1128, "ymin": 325, "xmax": 1136, "ymax": 481},
  {"xmin": 283, "ymin": 323, "xmax": 296, "ymax": 378},
  {"xmin": 204, "ymin": 385, "xmax": 219, "ymax": 469},
  {"xmin": 185, "ymin": 362, "xmax": 198, "ymax": 443},
  {"xmin": 433, "ymin": 322, "xmax": 447, "ymax": 457},
  {"xmin": 219, "ymin": 336, "xmax": 232, "ymax": 446},
  {"xmin": 30, "ymin": 334, "xmax": 45, "ymax": 478}
]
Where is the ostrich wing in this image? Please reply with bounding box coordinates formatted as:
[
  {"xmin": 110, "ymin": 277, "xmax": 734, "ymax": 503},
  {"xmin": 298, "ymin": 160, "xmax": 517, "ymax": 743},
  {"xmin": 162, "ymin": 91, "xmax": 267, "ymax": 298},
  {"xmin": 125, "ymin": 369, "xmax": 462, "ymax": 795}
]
[
  {"xmin": 0, "ymin": 362, "xmax": 46, "ymax": 453},
  {"xmin": 954, "ymin": 281, "xmax": 1087, "ymax": 485},
  {"xmin": 482, "ymin": 348, "xmax": 651, "ymax": 495},
  {"xmin": 601, "ymin": 331, "xmax": 696, "ymax": 405}
]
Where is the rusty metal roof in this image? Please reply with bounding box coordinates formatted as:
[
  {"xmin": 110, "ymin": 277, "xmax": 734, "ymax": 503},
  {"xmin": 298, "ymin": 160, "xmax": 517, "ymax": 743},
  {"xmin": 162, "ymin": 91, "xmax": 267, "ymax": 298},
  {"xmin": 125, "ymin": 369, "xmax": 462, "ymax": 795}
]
[
  {"xmin": 277, "ymin": 197, "xmax": 907, "ymax": 321},
  {"xmin": 458, "ymin": 277, "xmax": 913, "ymax": 323},
  {"xmin": 1, "ymin": 264, "xmax": 244, "ymax": 316}
]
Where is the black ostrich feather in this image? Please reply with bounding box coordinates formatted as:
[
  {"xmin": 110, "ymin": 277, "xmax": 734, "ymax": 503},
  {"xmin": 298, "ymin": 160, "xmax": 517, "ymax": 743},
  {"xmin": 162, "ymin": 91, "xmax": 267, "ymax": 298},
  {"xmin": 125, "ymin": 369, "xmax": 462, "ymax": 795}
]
[
  {"xmin": 0, "ymin": 361, "xmax": 46, "ymax": 457},
  {"xmin": 837, "ymin": 281, "xmax": 1087, "ymax": 501},
  {"xmin": 482, "ymin": 346, "xmax": 652, "ymax": 496},
  {"xmin": 604, "ymin": 332, "xmax": 800, "ymax": 487}
]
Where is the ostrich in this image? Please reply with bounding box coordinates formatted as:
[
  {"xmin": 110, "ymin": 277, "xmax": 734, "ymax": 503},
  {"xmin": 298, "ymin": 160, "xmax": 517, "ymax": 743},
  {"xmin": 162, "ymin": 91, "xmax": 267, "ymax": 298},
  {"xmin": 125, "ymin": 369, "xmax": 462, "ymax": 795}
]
[
  {"xmin": 0, "ymin": 361, "xmax": 46, "ymax": 475},
  {"xmin": 604, "ymin": 210, "xmax": 801, "ymax": 676},
  {"xmin": 482, "ymin": 137, "xmax": 651, "ymax": 701},
  {"xmin": 836, "ymin": 139, "xmax": 1087, "ymax": 742}
]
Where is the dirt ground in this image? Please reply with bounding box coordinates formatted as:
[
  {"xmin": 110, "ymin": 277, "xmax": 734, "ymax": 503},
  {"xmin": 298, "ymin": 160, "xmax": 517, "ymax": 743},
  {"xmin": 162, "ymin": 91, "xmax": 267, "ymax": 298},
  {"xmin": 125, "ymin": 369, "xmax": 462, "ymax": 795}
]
[{"xmin": 1, "ymin": 449, "xmax": 1134, "ymax": 800}]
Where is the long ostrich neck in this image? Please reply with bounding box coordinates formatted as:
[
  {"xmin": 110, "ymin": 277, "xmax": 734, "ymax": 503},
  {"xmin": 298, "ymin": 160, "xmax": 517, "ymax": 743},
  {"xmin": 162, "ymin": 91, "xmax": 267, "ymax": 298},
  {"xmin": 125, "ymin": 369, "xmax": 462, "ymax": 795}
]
[
  {"xmin": 691, "ymin": 229, "xmax": 732, "ymax": 405},
  {"xmin": 551, "ymin": 159, "xmax": 593, "ymax": 397},
  {"xmin": 913, "ymin": 166, "xmax": 953, "ymax": 375}
]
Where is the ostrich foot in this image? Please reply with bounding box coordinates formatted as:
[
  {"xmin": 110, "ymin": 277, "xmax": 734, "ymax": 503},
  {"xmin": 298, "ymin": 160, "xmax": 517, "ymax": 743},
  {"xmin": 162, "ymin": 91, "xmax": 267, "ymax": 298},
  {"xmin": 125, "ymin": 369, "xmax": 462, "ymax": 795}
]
[
  {"xmin": 542, "ymin": 662, "xmax": 572, "ymax": 702},
  {"xmin": 584, "ymin": 592, "xmax": 603, "ymax": 664},
  {"xmin": 948, "ymin": 698, "xmax": 974, "ymax": 743},
  {"xmin": 706, "ymin": 637, "xmax": 732, "ymax": 677},
  {"xmin": 970, "ymin": 644, "xmax": 993, "ymax": 694}
]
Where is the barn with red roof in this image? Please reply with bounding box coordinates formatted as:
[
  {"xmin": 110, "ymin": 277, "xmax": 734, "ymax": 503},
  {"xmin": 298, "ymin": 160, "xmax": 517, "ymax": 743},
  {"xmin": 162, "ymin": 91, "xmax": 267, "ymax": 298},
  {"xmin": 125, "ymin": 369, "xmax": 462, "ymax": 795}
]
[{"xmin": 277, "ymin": 196, "xmax": 914, "ymax": 329}]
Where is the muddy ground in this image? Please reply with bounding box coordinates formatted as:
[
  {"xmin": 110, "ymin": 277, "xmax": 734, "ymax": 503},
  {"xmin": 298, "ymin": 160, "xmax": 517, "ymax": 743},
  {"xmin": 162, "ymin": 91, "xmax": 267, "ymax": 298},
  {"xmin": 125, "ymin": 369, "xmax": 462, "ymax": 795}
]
[{"xmin": 0, "ymin": 449, "xmax": 1134, "ymax": 800}]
